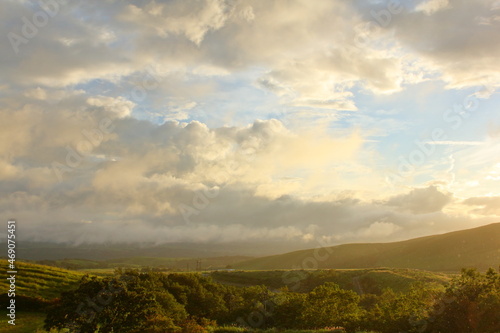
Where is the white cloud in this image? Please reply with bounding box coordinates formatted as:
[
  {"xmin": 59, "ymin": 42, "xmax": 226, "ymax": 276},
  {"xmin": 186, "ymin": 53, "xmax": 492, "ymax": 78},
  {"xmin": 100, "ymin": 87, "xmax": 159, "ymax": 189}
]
[
  {"xmin": 415, "ymin": 0, "xmax": 450, "ymax": 15},
  {"xmin": 359, "ymin": 221, "xmax": 402, "ymax": 238},
  {"xmin": 119, "ymin": 0, "xmax": 230, "ymax": 45},
  {"xmin": 86, "ymin": 96, "xmax": 135, "ymax": 118},
  {"xmin": 463, "ymin": 196, "xmax": 500, "ymax": 216}
]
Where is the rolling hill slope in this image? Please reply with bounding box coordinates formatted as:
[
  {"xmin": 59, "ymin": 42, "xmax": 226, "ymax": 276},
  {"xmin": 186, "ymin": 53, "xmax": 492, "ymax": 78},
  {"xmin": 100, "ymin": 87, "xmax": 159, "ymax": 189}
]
[
  {"xmin": 233, "ymin": 223, "xmax": 500, "ymax": 271},
  {"xmin": 0, "ymin": 260, "xmax": 84, "ymax": 299},
  {"xmin": 35, "ymin": 255, "xmax": 252, "ymax": 271},
  {"xmin": 211, "ymin": 268, "xmax": 451, "ymax": 294}
]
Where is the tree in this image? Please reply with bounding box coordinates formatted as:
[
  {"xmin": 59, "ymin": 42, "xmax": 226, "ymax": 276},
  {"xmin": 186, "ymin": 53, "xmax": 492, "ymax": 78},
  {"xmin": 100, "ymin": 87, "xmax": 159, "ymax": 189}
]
[
  {"xmin": 428, "ymin": 268, "xmax": 500, "ymax": 333},
  {"xmin": 160, "ymin": 273, "xmax": 229, "ymax": 322},
  {"xmin": 273, "ymin": 289, "xmax": 306, "ymax": 328},
  {"xmin": 44, "ymin": 272, "xmax": 187, "ymax": 332},
  {"xmin": 300, "ymin": 282, "xmax": 362, "ymax": 332}
]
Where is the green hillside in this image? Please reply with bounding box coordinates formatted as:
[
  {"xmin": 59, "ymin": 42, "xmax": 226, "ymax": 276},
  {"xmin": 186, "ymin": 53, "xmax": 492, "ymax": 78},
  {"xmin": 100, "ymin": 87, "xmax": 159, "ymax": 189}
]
[
  {"xmin": 212, "ymin": 268, "xmax": 451, "ymax": 294},
  {"xmin": 0, "ymin": 260, "xmax": 84, "ymax": 299},
  {"xmin": 233, "ymin": 223, "xmax": 500, "ymax": 271},
  {"xmin": 34, "ymin": 255, "xmax": 251, "ymax": 272},
  {"xmin": 104, "ymin": 255, "xmax": 251, "ymax": 270}
]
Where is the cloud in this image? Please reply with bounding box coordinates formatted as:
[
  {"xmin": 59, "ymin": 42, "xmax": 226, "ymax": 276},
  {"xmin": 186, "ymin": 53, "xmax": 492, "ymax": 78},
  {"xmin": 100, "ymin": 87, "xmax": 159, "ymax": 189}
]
[
  {"xmin": 3, "ymin": 0, "xmax": 498, "ymax": 95},
  {"xmin": 0, "ymin": 91, "xmax": 365, "ymax": 243},
  {"xmin": 0, "ymin": 0, "xmax": 414, "ymax": 109},
  {"xmin": 358, "ymin": 221, "xmax": 402, "ymax": 238},
  {"xmin": 463, "ymin": 196, "xmax": 500, "ymax": 216},
  {"xmin": 382, "ymin": 185, "xmax": 453, "ymax": 214},
  {"xmin": 1, "ymin": 0, "xmax": 499, "ymax": 250},
  {"xmin": 86, "ymin": 96, "xmax": 135, "ymax": 118},
  {"xmin": 119, "ymin": 0, "xmax": 230, "ymax": 45},
  {"xmin": 390, "ymin": 0, "xmax": 500, "ymax": 90},
  {"xmin": 415, "ymin": 0, "xmax": 450, "ymax": 15},
  {"xmin": 0, "ymin": 89, "xmax": 486, "ymax": 246}
]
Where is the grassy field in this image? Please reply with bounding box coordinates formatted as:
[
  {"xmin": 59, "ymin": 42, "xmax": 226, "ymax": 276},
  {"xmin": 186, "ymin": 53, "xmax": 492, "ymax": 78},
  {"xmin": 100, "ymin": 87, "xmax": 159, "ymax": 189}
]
[
  {"xmin": 0, "ymin": 260, "xmax": 84, "ymax": 299},
  {"xmin": 0, "ymin": 260, "xmax": 85, "ymax": 332},
  {"xmin": 211, "ymin": 268, "xmax": 451, "ymax": 293},
  {"xmin": 0, "ymin": 259, "xmax": 451, "ymax": 300},
  {"xmin": 33, "ymin": 255, "xmax": 251, "ymax": 272},
  {"xmin": 0, "ymin": 312, "xmax": 50, "ymax": 333}
]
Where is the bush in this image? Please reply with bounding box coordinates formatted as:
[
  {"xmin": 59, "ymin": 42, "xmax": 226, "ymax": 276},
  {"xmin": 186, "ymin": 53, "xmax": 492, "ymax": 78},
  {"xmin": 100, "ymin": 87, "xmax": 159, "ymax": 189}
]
[{"xmin": 427, "ymin": 268, "xmax": 500, "ymax": 333}]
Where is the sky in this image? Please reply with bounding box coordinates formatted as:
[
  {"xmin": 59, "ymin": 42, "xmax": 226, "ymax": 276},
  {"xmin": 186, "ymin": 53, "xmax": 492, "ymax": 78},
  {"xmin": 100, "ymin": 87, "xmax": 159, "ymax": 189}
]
[{"xmin": 1, "ymin": 0, "xmax": 500, "ymax": 251}]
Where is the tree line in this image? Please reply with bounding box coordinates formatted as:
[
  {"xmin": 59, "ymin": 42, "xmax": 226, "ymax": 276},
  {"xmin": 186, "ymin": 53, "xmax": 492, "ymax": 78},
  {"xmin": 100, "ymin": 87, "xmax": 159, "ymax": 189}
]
[{"xmin": 44, "ymin": 267, "xmax": 500, "ymax": 332}]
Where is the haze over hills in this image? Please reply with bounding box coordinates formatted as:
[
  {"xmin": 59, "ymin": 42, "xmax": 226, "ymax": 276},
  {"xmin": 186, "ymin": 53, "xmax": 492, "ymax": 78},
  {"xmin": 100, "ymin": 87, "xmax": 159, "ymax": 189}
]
[
  {"xmin": 16, "ymin": 223, "xmax": 500, "ymax": 272},
  {"xmin": 16, "ymin": 241, "xmax": 300, "ymax": 261},
  {"xmin": 232, "ymin": 223, "xmax": 500, "ymax": 272}
]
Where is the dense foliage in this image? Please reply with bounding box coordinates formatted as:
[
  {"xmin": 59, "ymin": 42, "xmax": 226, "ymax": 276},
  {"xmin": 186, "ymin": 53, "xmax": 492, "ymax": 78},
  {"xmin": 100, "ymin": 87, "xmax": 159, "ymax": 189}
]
[{"xmin": 44, "ymin": 267, "xmax": 500, "ymax": 333}]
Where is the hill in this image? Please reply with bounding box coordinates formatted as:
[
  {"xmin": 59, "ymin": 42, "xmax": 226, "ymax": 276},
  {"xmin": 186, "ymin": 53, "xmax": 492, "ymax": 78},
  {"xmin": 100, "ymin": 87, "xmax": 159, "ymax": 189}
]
[
  {"xmin": 232, "ymin": 223, "xmax": 500, "ymax": 271},
  {"xmin": 33, "ymin": 255, "xmax": 251, "ymax": 272},
  {"xmin": 0, "ymin": 260, "xmax": 84, "ymax": 299},
  {"xmin": 17, "ymin": 241, "xmax": 295, "ymax": 260},
  {"xmin": 211, "ymin": 268, "xmax": 451, "ymax": 294}
]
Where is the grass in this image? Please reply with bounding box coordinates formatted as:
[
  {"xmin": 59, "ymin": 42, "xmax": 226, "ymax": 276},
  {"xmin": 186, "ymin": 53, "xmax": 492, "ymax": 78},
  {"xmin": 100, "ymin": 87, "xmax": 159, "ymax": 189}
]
[
  {"xmin": 0, "ymin": 259, "xmax": 84, "ymax": 299},
  {"xmin": 77, "ymin": 268, "xmax": 116, "ymax": 276},
  {"xmin": 0, "ymin": 259, "xmax": 451, "ymax": 300},
  {"xmin": 33, "ymin": 255, "xmax": 252, "ymax": 271},
  {"xmin": 211, "ymin": 268, "xmax": 451, "ymax": 294},
  {"xmin": 0, "ymin": 312, "xmax": 49, "ymax": 333}
]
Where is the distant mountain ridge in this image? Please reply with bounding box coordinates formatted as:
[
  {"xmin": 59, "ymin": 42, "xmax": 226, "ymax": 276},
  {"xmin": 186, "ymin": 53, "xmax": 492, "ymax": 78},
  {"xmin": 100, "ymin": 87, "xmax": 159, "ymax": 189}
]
[{"xmin": 232, "ymin": 223, "xmax": 500, "ymax": 272}]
